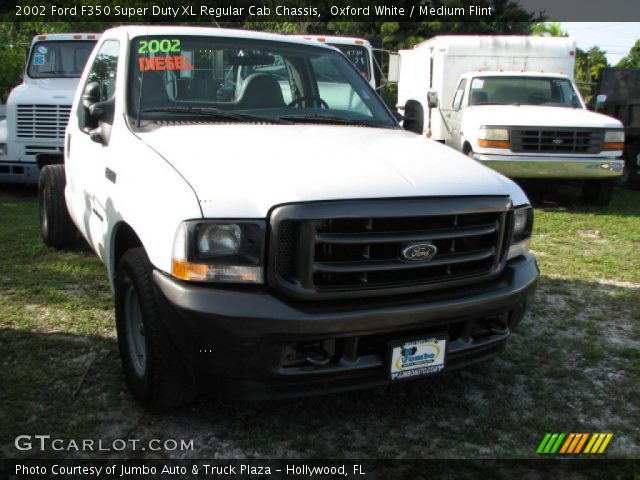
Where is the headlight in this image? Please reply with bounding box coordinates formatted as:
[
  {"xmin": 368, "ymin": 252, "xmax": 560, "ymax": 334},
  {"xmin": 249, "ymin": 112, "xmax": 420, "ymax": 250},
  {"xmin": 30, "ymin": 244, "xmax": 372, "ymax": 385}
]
[
  {"xmin": 508, "ymin": 206, "xmax": 533, "ymax": 260},
  {"xmin": 171, "ymin": 220, "xmax": 266, "ymax": 283},
  {"xmin": 197, "ymin": 224, "xmax": 241, "ymax": 256},
  {"xmin": 478, "ymin": 127, "xmax": 510, "ymax": 149},
  {"xmin": 0, "ymin": 143, "xmax": 6, "ymax": 155},
  {"xmin": 603, "ymin": 129, "xmax": 624, "ymax": 151}
]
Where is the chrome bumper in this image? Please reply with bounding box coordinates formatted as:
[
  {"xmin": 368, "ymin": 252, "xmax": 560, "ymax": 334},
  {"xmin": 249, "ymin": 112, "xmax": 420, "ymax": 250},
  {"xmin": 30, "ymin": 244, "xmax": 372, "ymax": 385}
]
[{"xmin": 472, "ymin": 153, "xmax": 624, "ymax": 179}]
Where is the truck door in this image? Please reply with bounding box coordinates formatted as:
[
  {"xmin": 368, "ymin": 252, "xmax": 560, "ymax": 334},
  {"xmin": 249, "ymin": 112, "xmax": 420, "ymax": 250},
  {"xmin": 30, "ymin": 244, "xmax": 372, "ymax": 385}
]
[
  {"xmin": 66, "ymin": 40, "xmax": 120, "ymax": 258},
  {"xmin": 446, "ymin": 78, "xmax": 466, "ymax": 151}
]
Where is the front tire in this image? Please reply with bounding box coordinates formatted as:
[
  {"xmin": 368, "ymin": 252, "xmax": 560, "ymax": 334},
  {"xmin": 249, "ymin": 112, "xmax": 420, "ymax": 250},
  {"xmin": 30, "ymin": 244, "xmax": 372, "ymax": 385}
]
[
  {"xmin": 115, "ymin": 248, "xmax": 196, "ymax": 409},
  {"xmin": 38, "ymin": 165, "xmax": 77, "ymax": 248},
  {"xmin": 582, "ymin": 179, "xmax": 615, "ymax": 206}
]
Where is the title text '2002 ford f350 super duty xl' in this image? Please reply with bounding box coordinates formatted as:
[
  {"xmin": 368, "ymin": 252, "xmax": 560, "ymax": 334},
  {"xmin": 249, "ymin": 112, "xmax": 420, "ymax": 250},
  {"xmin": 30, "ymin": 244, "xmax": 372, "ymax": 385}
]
[{"xmin": 39, "ymin": 26, "xmax": 538, "ymax": 409}]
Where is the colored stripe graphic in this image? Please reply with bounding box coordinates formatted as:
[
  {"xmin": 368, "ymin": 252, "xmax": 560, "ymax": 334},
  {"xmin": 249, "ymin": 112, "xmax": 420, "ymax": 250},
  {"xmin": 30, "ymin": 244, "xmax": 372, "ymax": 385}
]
[
  {"xmin": 538, "ymin": 433, "xmax": 613, "ymax": 454},
  {"xmin": 584, "ymin": 433, "xmax": 614, "ymax": 454},
  {"xmin": 537, "ymin": 433, "xmax": 565, "ymax": 454}
]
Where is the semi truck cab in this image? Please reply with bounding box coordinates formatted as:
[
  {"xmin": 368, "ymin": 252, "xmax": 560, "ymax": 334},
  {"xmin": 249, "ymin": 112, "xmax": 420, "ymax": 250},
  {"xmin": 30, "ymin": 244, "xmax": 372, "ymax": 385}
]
[{"xmin": 0, "ymin": 33, "xmax": 99, "ymax": 184}]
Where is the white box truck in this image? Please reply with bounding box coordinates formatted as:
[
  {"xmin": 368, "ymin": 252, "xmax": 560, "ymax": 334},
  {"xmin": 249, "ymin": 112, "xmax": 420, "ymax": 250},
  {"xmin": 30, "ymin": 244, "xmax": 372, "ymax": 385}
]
[
  {"xmin": 397, "ymin": 36, "xmax": 625, "ymax": 205},
  {"xmin": 0, "ymin": 33, "xmax": 99, "ymax": 184}
]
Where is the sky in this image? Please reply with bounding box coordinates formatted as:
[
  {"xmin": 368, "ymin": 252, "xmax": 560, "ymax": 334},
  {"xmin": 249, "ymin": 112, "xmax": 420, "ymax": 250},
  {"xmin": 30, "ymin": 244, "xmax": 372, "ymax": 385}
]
[{"xmin": 560, "ymin": 22, "xmax": 640, "ymax": 65}]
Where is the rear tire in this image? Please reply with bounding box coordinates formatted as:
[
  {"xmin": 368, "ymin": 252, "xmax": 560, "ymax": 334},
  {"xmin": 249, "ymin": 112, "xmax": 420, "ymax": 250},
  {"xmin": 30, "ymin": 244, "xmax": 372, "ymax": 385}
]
[
  {"xmin": 582, "ymin": 179, "xmax": 615, "ymax": 206},
  {"xmin": 115, "ymin": 247, "xmax": 196, "ymax": 410},
  {"xmin": 38, "ymin": 165, "xmax": 77, "ymax": 248}
]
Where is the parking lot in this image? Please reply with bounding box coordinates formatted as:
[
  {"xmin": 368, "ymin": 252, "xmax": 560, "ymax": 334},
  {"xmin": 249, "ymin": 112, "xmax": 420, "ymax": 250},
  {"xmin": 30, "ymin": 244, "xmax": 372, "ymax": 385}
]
[{"xmin": 0, "ymin": 183, "xmax": 638, "ymax": 459}]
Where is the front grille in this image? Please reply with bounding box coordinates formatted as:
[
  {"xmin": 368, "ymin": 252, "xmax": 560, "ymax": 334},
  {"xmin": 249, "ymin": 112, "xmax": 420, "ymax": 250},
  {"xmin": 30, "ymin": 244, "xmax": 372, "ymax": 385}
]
[
  {"xmin": 269, "ymin": 197, "xmax": 512, "ymax": 300},
  {"xmin": 16, "ymin": 104, "xmax": 71, "ymax": 140},
  {"xmin": 510, "ymin": 128, "xmax": 603, "ymax": 154}
]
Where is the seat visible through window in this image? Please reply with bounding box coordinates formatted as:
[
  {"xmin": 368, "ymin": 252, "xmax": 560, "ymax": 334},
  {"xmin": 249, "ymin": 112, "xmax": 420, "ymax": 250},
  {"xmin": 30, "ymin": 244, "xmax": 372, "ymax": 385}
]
[{"xmin": 238, "ymin": 74, "xmax": 285, "ymax": 108}]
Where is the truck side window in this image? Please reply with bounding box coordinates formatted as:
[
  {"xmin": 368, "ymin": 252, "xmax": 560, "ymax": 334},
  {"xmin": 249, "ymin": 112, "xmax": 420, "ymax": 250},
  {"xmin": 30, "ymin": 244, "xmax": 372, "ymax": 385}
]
[
  {"xmin": 452, "ymin": 79, "xmax": 467, "ymax": 110},
  {"xmin": 309, "ymin": 55, "xmax": 373, "ymax": 116},
  {"xmin": 85, "ymin": 40, "xmax": 120, "ymax": 101}
]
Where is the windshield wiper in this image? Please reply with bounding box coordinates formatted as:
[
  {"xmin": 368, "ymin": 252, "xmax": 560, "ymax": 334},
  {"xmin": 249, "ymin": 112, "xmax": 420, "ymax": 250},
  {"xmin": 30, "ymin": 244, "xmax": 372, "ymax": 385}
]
[
  {"xmin": 142, "ymin": 106, "xmax": 292, "ymax": 124},
  {"xmin": 277, "ymin": 114, "xmax": 379, "ymax": 127}
]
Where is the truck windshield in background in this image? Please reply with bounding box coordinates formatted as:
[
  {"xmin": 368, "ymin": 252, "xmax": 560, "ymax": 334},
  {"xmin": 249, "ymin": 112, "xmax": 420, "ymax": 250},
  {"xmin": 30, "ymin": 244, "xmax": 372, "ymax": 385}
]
[
  {"xmin": 128, "ymin": 36, "xmax": 393, "ymax": 127},
  {"xmin": 329, "ymin": 44, "xmax": 371, "ymax": 80},
  {"xmin": 28, "ymin": 41, "xmax": 97, "ymax": 78},
  {"xmin": 469, "ymin": 76, "xmax": 583, "ymax": 108}
]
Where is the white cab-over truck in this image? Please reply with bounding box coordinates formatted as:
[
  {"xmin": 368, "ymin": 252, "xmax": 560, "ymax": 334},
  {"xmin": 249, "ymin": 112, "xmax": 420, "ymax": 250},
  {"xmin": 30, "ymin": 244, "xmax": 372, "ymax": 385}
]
[
  {"xmin": 39, "ymin": 26, "xmax": 537, "ymax": 409},
  {"xmin": 0, "ymin": 33, "xmax": 99, "ymax": 184},
  {"xmin": 397, "ymin": 36, "xmax": 625, "ymax": 205}
]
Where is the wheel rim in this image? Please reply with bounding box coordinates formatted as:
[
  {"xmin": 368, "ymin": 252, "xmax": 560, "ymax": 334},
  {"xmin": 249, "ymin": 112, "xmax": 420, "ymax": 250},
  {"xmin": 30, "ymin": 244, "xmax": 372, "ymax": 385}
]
[{"xmin": 123, "ymin": 284, "xmax": 146, "ymax": 376}]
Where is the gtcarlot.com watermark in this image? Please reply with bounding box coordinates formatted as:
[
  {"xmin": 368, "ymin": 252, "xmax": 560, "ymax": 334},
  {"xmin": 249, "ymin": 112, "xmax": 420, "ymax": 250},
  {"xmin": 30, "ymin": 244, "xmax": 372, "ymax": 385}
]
[{"xmin": 14, "ymin": 435, "xmax": 194, "ymax": 452}]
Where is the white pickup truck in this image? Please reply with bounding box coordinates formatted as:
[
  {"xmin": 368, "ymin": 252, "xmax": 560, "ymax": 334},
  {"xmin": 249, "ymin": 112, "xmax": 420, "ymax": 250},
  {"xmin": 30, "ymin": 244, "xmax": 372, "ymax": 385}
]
[
  {"xmin": 397, "ymin": 36, "xmax": 625, "ymax": 205},
  {"xmin": 40, "ymin": 26, "xmax": 538, "ymax": 409},
  {"xmin": 0, "ymin": 33, "xmax": 99, "ymax": 184}
]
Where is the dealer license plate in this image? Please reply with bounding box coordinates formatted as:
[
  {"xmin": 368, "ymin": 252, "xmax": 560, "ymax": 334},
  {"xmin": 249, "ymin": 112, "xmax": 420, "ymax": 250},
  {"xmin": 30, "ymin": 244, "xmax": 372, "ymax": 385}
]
[{"xmin": 389, "ymin": 337, "xmax": 446, "ymax": 380}]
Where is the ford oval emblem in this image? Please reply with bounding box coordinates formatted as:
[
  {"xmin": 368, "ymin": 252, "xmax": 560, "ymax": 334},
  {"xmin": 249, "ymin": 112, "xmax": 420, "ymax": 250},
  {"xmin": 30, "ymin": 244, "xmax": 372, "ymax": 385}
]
[
  {"xmin": 401, "ymin": 243, "xmax": 438, "ymax": 262},
  {"xmin": 552, "ymin": 138, "xmax": 564, "ymax": 145}
]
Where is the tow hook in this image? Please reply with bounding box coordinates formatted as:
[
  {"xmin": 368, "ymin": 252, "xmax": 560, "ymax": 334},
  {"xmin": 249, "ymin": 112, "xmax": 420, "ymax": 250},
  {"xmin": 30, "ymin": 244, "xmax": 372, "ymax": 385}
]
[
  {"xmin": 301, "ymin": 343, "xmax": 332, "ymax": 366},
  {"xmin": 487, "ymin": 313, "xmax": 510, "ymax": 335}
]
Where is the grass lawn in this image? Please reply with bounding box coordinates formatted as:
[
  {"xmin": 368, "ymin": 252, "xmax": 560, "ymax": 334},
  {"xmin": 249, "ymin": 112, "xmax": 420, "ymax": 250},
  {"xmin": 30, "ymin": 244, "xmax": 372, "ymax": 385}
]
[{"xmin": 0, "ymin": 183, "xmax": 638, "ymax": 459}]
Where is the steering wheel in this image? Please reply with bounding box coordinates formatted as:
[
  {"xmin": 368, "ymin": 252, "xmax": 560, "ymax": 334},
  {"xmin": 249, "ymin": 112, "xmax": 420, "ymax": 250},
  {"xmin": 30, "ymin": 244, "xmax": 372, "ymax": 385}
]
[{"xmin": 288, "ymin": 96, "xmax": 329, "ymax": 109}]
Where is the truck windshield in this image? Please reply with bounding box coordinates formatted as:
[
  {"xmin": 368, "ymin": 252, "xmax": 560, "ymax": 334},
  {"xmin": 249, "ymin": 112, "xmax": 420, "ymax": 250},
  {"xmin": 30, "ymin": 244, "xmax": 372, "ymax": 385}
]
[
  {"xmin": 329, "ymin": 44, "xmax": 371, "ymax": 80},
  {"xmin": 469, "ymin": 76, "xmax": 583, "ymax": 108},
  {"xmin": 128, "ymin": 36, "xmax": 394, "ymax": 127},
  {"xmin": 28, "ymin": 41, "xmax": 97, "ymax": 78}
]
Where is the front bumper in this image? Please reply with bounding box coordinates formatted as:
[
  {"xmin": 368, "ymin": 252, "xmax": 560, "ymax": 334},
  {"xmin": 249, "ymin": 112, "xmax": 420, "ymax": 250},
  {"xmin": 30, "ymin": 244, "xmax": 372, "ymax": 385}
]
[
  {"xmin": 153, "ymin": 253, "xmax": 539, "ymax": 400},
  {"xmin": 472, "ymin": 153, "xmax": 624, "ymax": 179},
  {"xmin": 0, "ymin": 161, "xmax": 39, "ymax": 184}
]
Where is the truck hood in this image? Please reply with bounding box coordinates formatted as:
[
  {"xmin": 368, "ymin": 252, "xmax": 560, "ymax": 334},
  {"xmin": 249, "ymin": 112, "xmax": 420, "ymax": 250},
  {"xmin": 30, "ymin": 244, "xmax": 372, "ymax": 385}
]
[
  {"xmin": 465, "ymin": 105, "xmax": 623, "ymax": 129},
  {"xmin": 8, "ymin": 79, "xmax": 80, "ymax": 106},
  {"xmin": 137, "ymin": 124, "xmax": 529, "ymax": 218}
]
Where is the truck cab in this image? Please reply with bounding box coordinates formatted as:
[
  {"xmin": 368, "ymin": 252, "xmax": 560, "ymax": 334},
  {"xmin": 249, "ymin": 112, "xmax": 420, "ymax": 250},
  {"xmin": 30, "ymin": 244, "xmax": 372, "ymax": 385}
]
[
  {"xmin": 397, "ymin": 36, "xmax": 625, "ymax": 205},
  {"xmin": 38, "ymin": 26, "xmax": 537, "ymax": 409},
  {"xmin": 0, "ymin": 33, "xmax": 99, "ymax": 184}
]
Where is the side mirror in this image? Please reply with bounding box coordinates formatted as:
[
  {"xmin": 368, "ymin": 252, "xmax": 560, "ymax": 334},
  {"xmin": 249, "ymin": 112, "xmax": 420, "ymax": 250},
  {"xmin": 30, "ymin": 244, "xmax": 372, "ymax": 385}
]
[
  {"xmin": 82, "ymin": 82, "xmax": 101, "ymax": 109},
  {"xmin": 427, "ymin": 91, "xmax": 439, "ymax": 109},
  {"xmin": 403, "ymin": 100, "xmax": 424, "ymax": 135},
  {"xmin": 595, "ymin": 94, "xmax": 607, "ymax": 112}
]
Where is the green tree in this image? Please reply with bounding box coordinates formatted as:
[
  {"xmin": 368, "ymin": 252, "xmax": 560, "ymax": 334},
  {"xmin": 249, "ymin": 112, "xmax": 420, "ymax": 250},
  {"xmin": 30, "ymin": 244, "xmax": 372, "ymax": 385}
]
[
  {"xmin": 617, "ymin": 39, "xmax": 640, "ymax": 68},
  {"xmin": 575, "ymin": 46, "xmax": 610, "ymax": 101},
  {"xmin": 531, "ymin": 22, "xmax": 567, "ymax": 37}
]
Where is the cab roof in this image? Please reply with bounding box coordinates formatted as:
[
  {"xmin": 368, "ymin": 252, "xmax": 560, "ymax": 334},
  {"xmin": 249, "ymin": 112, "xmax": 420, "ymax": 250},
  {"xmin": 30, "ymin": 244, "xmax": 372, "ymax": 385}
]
[
  {"xmin": 101, "ymin": 25, "xmax": 334, "ymax": 49},
  {"xmin": 291, "ymin": 35, "xmax": 372, "ymax": 47},
  {"xmin": 462, "ymin": 71, "xmax": 573, "ymax": 80},
  {"xmin": 31, "ymin": 33, "xmax": 101, "ymax": 43}
]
